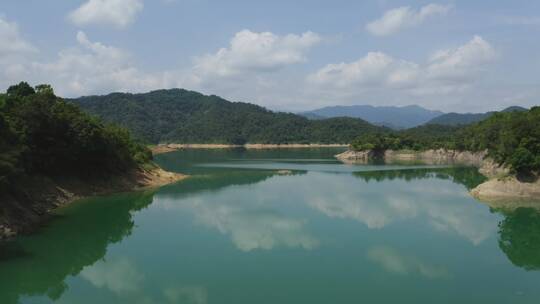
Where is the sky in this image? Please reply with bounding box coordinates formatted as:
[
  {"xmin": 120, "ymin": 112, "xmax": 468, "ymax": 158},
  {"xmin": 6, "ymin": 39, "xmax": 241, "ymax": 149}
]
[{"xmin": 1, "ymin": 0, "xmax": 539, "ymax": 113}]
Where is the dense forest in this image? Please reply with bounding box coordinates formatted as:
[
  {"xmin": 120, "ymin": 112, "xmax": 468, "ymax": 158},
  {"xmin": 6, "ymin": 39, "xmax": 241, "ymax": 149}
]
[
  {"xmin": 0, "ymin": 82, "xmax": 152, "ymax": 188},
  {"xmin": 71, "ymin": 89, "xmax": 386, "ymax": 144},
  {"xmin": 425, "ymin": 106, "xmax": 527, "ymax": 126},
  {"xmin": 351, "ymin": 107, "xmax": 540, "ymax": 174}
]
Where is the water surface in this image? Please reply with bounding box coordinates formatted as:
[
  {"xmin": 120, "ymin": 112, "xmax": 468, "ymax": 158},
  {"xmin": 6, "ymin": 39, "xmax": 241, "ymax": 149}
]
[{"xmin": 1, "ymin": 148, "xmax": 540, "ymax": 303}]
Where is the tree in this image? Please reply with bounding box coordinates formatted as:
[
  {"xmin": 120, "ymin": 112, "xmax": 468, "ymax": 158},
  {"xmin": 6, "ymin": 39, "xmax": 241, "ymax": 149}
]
[
  {"xmin": 6, "ymin": 81, "xmax": 35, "ymax": 98},
  {"xmin": 35, "ymin": 84, "xmax": 54, "ymax": 96},
  {"xmin": 0, "ymin": 82, "xmax": 153, "ymax": 183},
  {"xmin": 498, "ymin": 208, "xmax": 540, "ymax": 271}
]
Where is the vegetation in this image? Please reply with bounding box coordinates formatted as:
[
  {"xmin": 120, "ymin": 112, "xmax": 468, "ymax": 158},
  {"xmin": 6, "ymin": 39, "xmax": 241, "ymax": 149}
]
[
  {"xmin": 354, "ymin": 167, "xmax": 487, "ymax": 190},
  {"xmin": 426, "ymin": 106, "xmax": 527, "ymax": 126},
  {"xmin": 351, "ymin": 107, "xmax": 540, "ymax": 174},
  {"xmin": 71, "ymin": 89, "xmax": 386, "ymax": 144},
  {"xmin": 498, "ymin": 208, "xmax": 540, "ymax": 271},
  {"xmin": 0, "ymin": 82, "xmax": 152, "ymax": 187},
  {"xmin": 350, "ymin": 124, "xmax": 461, "ymax": 152}
]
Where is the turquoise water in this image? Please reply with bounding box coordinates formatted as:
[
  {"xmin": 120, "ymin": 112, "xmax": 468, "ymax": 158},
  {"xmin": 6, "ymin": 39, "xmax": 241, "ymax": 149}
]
[{"xmin": 1, "ymin": 148, "xmax": 540, "ymax": 303}]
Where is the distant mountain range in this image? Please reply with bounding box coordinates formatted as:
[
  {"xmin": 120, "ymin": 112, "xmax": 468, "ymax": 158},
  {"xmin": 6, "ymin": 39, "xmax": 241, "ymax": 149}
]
[
  {"xmin": 71, "ymin": 89, "xmax": 385, "ymax": 144},
  {"xmin": 70, "ymin": 89, "xmax": 529, "ymax": 144},
  {"xmin": 299, "ymin": 105, "xmax": 443, "ymax": 129},
  {"xmin": 426, "ymin": 106, "xmax": 528, "ymax": 126},
  {"xmin": 301, "ymin": 105, "xmax": 529, "ymax": 128}
]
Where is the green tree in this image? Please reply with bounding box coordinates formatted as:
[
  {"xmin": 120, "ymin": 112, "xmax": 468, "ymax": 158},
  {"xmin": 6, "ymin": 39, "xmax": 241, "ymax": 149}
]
[
  {"xmin": 6, "ymin": 81, "xmax": 35, "ymax": 98},
  {"xmin": 498, "ymin": 208, "xmax": 540, "ymax": 271},
  {"xmin": 35, "ymin": 84, "xmax": 54, "ymax": 96}
]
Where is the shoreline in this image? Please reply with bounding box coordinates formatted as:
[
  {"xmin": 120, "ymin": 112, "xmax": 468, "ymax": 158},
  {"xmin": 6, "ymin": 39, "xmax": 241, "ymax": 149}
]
[
  {"xmin": 151, "ymin": 143, "xmax": 348, "ymax": 155},
  {"xmin": 0, "ymin": 167, "xmax": 187, "ymax": 240},
  {"xmin": 335, "ymin": 149, "xmax": 539, "ymax": 203}
]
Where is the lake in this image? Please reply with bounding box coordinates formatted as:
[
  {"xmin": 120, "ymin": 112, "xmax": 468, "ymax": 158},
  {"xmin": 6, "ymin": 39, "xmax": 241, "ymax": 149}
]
[{"xmin": 1, "ymin": 148, "xmax": 540, "ymax": 303}]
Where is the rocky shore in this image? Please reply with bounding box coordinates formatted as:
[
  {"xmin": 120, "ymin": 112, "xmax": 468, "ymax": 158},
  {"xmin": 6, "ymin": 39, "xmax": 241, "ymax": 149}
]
[
  {"xmin": 151, "ymin": 143, "xmax": 348, "ymax": 155},
  {"xmin": 336, "ymin": 149, "xmax": 538, "ymax": 202},
  {"xmin": 0, "ymin": 167, "xmax": 187, "ymax": 240},
  {"xmin": 336, "ymin": 149, "xmax": 489, "ymax": 166}
]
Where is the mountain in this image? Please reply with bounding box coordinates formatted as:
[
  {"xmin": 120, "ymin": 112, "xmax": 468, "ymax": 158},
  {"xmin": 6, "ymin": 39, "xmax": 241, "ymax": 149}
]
[
  {"xmin": 71, "ymin": 89, "xmax": 386, "ymax": 144},
  {"xmin": 299, "ymin": 105, "xmax": 443, "ymax": 129},
  {"xmin": 427, "ymin": 106, "xmax": 528, "ymax": 126}
]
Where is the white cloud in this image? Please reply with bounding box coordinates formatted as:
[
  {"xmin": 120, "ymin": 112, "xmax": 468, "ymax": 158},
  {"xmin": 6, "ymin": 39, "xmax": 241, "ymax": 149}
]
[
  {"xmin": 299, "ymin": 171, "xmax": 497, "ymax": 245},
  {"xmin": 0, "ymin": 18, "xmax": 513, "ymax": 112},
  {"xmin": 30, "ymin": 31, "xmax": 168, "ymax": 96},
  {"xmin": 307, "ymin": 52, "xmax": 418, "ymax": 89},
  {"xmin": 1, "ymin": 28, "xmax": 322, "ymax": 99},
  {"xmin": 163, "ymin": 286, "xmax": 208, "ymax": 304},
  {"xmin": 0, "ymin": 16, "xmax": 36, "ymax": 57},
  {"xmin": 68, "ymin": 0, "xmax": 144, "ymax": 29},
  {"xmin": 307, "ymin": 36, "xmax": 496, "ymax": 97},
  {"xmin": 155, "ymin": 180, "xmax": 320, "ymax": 252},
  {"xmin": 367, "ymin": 246, "xmax": 450, "ymax": 279},
  {"xmin": 81, "ymin": 258, "xmax": 144, "ymax": 294},
  {"xmin": 427, "ymin": 35, "xmax": 497, "ymax": 80},
  {"xmin": 366, "ymin": 3, "xmax": 452, "ymax": 36},
  {"xmin": 192, "ymin": 30, "xmax": 321, "ymax": 78},
  {"xmin": 0, "ymin": 17, "xmax": 38, "ymax": 90}
]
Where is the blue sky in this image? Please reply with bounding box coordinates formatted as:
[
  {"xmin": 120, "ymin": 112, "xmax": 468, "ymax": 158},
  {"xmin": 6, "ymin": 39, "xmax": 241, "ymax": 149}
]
[{"xmin": 1, "ymin": 0, "xmax": 539, "ymax": 112}]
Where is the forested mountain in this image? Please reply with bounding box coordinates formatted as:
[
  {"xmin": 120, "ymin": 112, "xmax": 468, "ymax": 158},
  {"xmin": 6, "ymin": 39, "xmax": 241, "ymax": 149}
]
[
  {"xmin": 351, "ymin": 107, "xmax": 540, "ymax": 174},
  {"xmin": 299, "ymin": 105, "xmax": 443, "ymax": 129},
  {"xmin": 426, "ymin": 106, "xmax": 527, "ymax": 126},
  {"xmin": 71, "ymin": 89, "xmax": 386, "ymax": 144}
]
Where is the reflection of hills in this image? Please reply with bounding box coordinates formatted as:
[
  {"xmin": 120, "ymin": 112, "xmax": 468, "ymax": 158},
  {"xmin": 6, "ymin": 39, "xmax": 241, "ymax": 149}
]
[
  {"xmin": 353, "ymin": 167, "xmax": 540, "ymax": 272},
  {"xmin": 0, "ymin": 169, "xmax": 306, "ymax": 303},
  {"xmin": 497, "ymin": 207, "xmax": 540, "ymax": 271},
  {"xmin": 353, "ymin": 167, "xmax": 487, "ymax": 190},
  {"xmin": 0, "ymin": 191, "xmax": 155, "ymax": 304},
  {"xmin": 156, "ymin": 170, "xmax": 317, "ymax": 252},
  {"xmin": 155, "ymin": 147, "xmax": 343, "ymax": 176},
  {"xmin": 158, "ymin": 170, "xmax": 305, "ymax": 197}
]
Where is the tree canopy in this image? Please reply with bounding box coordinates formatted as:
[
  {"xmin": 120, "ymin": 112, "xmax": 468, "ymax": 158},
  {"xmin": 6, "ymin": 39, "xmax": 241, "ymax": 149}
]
[
  {"xmin": 0, "ymin": 82, "xmax": 152, "ymax": 187},
  {"xmin": 351, "ymin": 107, "xmax": 540, "ymax": 174},
  {"xmin": 71, "ymin": 89, "xmax": 387, "ymax": 144}
]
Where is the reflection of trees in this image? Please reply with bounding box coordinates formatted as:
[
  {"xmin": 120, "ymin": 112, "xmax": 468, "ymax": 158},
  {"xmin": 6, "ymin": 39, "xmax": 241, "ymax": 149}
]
[
  {"xmin": 353, "ymin": 167, "xmax": 487, "ymax": 190},
  {"xmin": 158, "ymin": 170, "xmax": 304, "ymax": 197},
  {"xmin": 0, "ymin": 169, "xmax": 290, "ymax": 303},
  {"xmin": 498, "ymin": 207, "xmax": 540, "ymax": 271},
  {"xmin": 0, "ymin": 191, "xmax": 155, "ymax": 304},
  {"xmin": 158, "ymin": 170, "xmax": 317, "ymax": 252}
]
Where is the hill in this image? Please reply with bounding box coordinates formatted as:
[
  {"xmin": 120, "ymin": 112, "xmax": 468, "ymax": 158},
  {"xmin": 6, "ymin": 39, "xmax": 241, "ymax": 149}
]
[
  {"xmin": 350, "ymin": 107, "xmax": 540, "ymax": 174},
  {"xmin": 299, "ymin": 105, "xmax": 443, "ymax": 129},
  {"xmin": 71, "ymin": 89, "xmax": 386, "ymax": 144},
  {"xmin": 426, "ymin": 106, "xmax": 527, "ymax": 126},
  {"xmin": 0, "ymin": 82, "xmax": 183, "ymax": 239}
]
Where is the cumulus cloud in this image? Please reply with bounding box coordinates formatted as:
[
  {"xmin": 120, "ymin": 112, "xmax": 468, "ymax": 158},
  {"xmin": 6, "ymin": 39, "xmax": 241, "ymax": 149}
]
[
  {"xmin": 0, "ymin": 16, "xmax": 36, "ymax": 57},
  {"xmin": 307, "ymin": 36, "xmax": 496, "ymax": 97},
  {"xmin": 81, "ymin": 258, "xmax": 144, "ymax": 294},
  {"xmin": 68, "ymin": 0, "xmax": 144, "ymax": 29},
  {"xmin": 307, "ymin": 52, "xmax": 418, "ymax": 89},
  {"xmin": 1, "ymin": 27, "xmax": 322, "ymax": 99},
  {"xmin": 366, "ymin": 3, "xmax": 452, "ymax": 36},
  {"xmin": 367, "ymin": 246, "xmax": 450, "ymax": 279},
  {"xmin": 192, "ymin": 30, "xmax": 321, "ymax": 78},
  {"xmin": 298, "ymin": 171, "xmax": 496, "ymax": 245},
  {"xmin": 0, "ymin": 17, "xmax": 38, "ymax": 89},
  {"xmin": 31, "ymin": 31, "xmax": 167, "ymax": 96},
  {"xmin": 176, "ymin": 29, "xmax": 322, "ymax": 103},
  {"xmin": 155, "ymin": 179, "xmax": 319, "ymax": 252}
]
